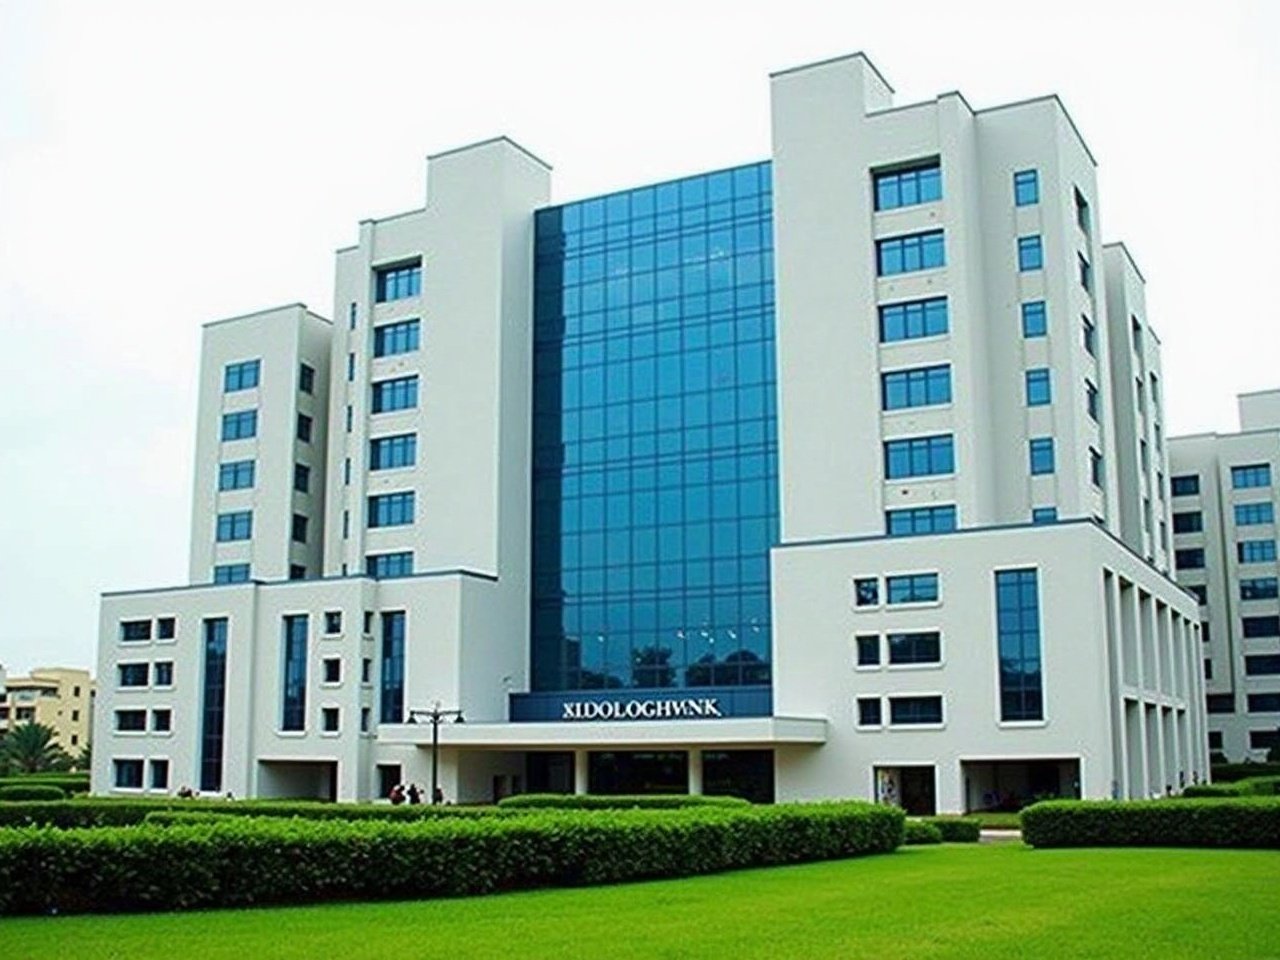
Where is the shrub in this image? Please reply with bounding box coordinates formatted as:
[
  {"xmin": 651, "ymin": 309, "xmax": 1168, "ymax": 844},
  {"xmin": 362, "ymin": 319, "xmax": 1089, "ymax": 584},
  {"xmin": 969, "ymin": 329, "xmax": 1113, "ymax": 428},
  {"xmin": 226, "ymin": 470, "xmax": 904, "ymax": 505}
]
[
  {"xmin": 924, "ymin": 817, "xmax": 982, "ymax": 842},
  {"xmin": 0, "ymin": 785, "xmax": 66, "ymax": 802},
  {"xmin": 0, "ymin": 775, "xmax": 89, "ymax": 795},
  {"xmin": 1209, "ymin": 762, "xmax": 1280, "ymax": 783},
  {"xmin": 1021, "ymin": 798, "xmax": 1280, "ymax": 849},
  {"xmin": 0, "ymin": 801, "xmax": 903, "ymax": 915},
  {"xmin": 1183, "ymin": 777, "xmax": 1280, "ymax": 799},
  {"xmin": 496, "ymin": 793, "xmax": 750, "ymax": 811},
  {"xmin": 903, "ymin": 819, "xmax": 942, "ymax": 844}
]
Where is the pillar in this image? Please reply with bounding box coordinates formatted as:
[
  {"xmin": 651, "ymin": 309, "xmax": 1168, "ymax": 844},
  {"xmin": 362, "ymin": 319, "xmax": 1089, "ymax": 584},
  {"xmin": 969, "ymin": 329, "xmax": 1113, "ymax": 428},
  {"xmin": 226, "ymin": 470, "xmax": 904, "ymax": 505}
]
[
  {"xmin": 573, "ymin": 749, "xmax": 589, "ymax": 795},
  {"xmin": 687, "ymin": 749, "xmax": 703, "ymax": 796}
]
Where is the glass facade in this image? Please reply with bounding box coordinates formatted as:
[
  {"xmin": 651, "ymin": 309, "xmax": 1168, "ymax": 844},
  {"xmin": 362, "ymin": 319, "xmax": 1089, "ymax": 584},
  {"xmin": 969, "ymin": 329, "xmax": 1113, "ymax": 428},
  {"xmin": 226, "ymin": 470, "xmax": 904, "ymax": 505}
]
[
  {"xmin": 199, "ymin": 618, "xmax": 228, "ymax": 792},
  {"xmin": 996, "ymin": 568, "xmax": 1043, "ymax": 722},
  {"xmin": 281, "ymin": 615, "xmax": 308, "ymax": 731},
  {"xmin": 530, "ymin": 161, "xmax": 778, "ymax": 692},
  {"xmin": 380, "ymin": 611, "xmax": 406, "ymax": 723}
]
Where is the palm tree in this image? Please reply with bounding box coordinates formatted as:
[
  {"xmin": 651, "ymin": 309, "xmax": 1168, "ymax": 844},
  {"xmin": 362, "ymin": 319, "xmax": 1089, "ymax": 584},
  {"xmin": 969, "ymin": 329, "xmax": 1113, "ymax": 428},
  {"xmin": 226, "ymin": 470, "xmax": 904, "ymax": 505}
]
[
  {"xmin": 0, "ymin": 722, "xmax": 71, "ymax": 774},
  {"xmin": 74, "ymin": 739, "xmax": 92, "ymax": 773}
]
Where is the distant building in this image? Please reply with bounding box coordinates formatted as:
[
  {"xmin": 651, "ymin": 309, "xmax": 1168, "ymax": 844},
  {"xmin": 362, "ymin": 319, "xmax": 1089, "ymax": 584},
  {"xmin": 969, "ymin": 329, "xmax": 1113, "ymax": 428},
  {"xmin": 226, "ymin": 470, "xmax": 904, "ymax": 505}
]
[{"xmin": 0, "ymin": 667, "xmax": 95, "ymax": 753}]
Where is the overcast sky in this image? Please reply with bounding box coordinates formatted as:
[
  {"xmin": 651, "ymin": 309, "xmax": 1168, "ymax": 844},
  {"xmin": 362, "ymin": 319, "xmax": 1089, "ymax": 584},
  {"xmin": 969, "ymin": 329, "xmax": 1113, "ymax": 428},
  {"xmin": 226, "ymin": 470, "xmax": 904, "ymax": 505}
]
[{"xmin": 0, "ymin": 1, "xmax": 1276, "ymax": 676}]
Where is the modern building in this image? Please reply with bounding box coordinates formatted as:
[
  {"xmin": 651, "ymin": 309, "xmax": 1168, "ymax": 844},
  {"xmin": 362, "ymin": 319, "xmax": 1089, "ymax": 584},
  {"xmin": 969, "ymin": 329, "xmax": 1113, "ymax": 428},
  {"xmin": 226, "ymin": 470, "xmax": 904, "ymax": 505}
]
[
  {"xmin": 1169, "ymin": 390, "xmax": 1280, "ymax": 763},
  {"xmin": 0, "ymin": 667, "xmax": 95, "ymax": 753},
  {"xmin": 93, "ymin": 53, "xmax": 1206, "ymax": 812}
]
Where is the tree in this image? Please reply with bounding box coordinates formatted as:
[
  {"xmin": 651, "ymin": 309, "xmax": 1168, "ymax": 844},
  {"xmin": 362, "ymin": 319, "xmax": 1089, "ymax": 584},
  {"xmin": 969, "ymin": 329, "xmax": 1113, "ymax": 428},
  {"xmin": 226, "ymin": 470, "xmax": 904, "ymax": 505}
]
[
  {"xmin": 74, "ymin": 739, "xmax": 92, "ymax": 773},
  {"xmin": 0, "ymin": 722, "xmax": 71, "ymax": 774}
]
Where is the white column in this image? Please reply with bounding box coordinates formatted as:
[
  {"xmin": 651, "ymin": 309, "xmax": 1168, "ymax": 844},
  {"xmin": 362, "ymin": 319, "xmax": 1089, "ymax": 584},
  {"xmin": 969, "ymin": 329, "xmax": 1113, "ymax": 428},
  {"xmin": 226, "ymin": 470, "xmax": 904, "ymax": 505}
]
[
  {"xmin": 687, "ymin": 750, "xmax": 703, "ymax": 796},
  {"xmin": 573, "ymin": 749, "xmax": 589, "ymax": 795}
]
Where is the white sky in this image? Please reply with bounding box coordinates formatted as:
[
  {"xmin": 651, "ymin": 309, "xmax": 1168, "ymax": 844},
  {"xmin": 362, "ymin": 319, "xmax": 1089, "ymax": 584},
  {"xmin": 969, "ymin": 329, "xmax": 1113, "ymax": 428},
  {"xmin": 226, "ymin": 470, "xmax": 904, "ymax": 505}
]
[{"xmin": 0, "ymin": 0, "xmax": 1277, "ymax": 676}]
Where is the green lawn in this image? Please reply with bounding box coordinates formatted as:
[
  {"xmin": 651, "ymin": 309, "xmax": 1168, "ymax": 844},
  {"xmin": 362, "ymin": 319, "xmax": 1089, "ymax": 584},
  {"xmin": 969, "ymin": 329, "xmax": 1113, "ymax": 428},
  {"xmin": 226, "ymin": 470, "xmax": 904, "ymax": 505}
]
[{"xmin": 3, "ymin": 844, "xmax": 1276, "ymax": 959}]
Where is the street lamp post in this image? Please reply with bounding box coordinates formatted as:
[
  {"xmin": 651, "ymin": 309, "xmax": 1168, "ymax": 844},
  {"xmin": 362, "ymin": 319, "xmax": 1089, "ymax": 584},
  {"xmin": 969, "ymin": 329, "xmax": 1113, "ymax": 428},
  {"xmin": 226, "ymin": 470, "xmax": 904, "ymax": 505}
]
[{"xmin": 408, "ymin": 701, "xmax": 464, "ymax": 804}]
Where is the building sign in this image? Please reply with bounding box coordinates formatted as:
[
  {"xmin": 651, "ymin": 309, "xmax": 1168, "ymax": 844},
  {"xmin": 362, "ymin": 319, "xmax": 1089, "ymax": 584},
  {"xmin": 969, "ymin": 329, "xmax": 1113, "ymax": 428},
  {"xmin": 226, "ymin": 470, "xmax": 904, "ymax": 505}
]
[
  {"xmin": 560, "ymin": 697, "xmax": 723, "ymax": 721},
  {"xmin": 508, "ymin": 686, "xmax": 772, "ymax": 723}
]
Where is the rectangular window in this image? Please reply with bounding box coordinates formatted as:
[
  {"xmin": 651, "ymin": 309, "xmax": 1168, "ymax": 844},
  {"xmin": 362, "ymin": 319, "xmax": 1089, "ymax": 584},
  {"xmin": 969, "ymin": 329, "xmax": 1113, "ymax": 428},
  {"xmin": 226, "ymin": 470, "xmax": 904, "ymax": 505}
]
[
  {"xmin": 366, "ymin": 552, "xmax": 414, "ymax": 580},
  {"xmin": 1243, "ymin": 616, "xmax": 1280, "ymax": 639},
  {"xmin": 381, "ymin": 611, "xmax": 406, "ymax": 723},
  {"xmin": 1246, "ymin": 655, "xmax": 1280, "ymax": 676},
  {"xmin": 1208, "ymin": 731, "xmax": 1224, "ymax": 750},
  {"xmin": 889, "ymin": 695, "xmax": 944, "ymax": 725},
  {"xmin": 218, "ymin": 460, "xmax": 255, "ymax": 491},
  {"xmin": 373, "ymin": 319, "xmax": 421, "ymax": 358},
  {"xmin": 149, "ymin": 759, "xmax": 169, "ymax": 790},
  {"xmin": 1251, "ymin": 730, "xmax": 1280, "ymax": 750},
  {"xmin": 1013, "ymin": 169, "xmax": 1039, "ymax": 206},
  {"xmin": 120, "ymin": 620, "xmax": 151, "ymax": 642},
  {"xmin": 1074, "ymin": 188, "xmax": 1091, "ymax": 233},
  {"xmin": 1232, "ymin": 464, "xmax": 1272, "ymax": 489},
  {"xmin": 113, "ymin": 759, "xmax": 144, "ymax": 789},
  {"xmin": 296, "ymin": 413, "xmax": 313, "ymax": 443},
  {"xmin": 118, "ymin": 662, "xmax": 148, "ymax": 687},
  {"xmin": 884, "ymin": 434, "xmax": 954, "ymax": 480},
  {"xmin": 854, "ymin": 578, "xmax": 879, "ymax": 607},
  {"xmin": 213, "ymin": 563, "xmax": 250, "ymax": 584},
  {"xmin": 291, "ymin": 513, "xmax": 308, "ymax": 544},
  {"xmin": 1082, "ymin": 317, "xmax": 1096, "ymax": 357},
  {"xmin": 369, "ymin": 434, "xmax": 417, "ymax": 470},
  {"xmin": 881, "ymin": 364, "xmax": 952, "ymax": 411},
  {"xmin": 876, "ymin": 230, "xmax": 945, "ymax": 276},
  {"xmin": 1131, "ymin": 317, "xmax": 1143, "ymax": 350},
  {"xmin": 348, "ymin": 302, "xmax": 357, "ymax": 329},
  {"xmin": 996, "ymin": 568, "xmax": 1043, "ymax": 722},
  {"xmin": 1236, "ymin": 502, "xmax": 1275, "ymax": 526},
  {"xmin": 1031, "ymin": 507, "xmax": 1058, "ymax": 525},
  {"xmin": 1239, "ymin": 540, "xmax": 1278, "ymax": 564},
  {"xmin": 886, "ymin": 573, "xmax": 939, "ymax": 605},
  {"xmin": 1090, "ymin": 449, "xmax": 1104, "ymax": 487},
  {"xmin": 368, "ymin": 491, "xmax": 415, "ymax": 528},
  {"xmin": 1086, "ymin": 381, "xmax": 1099, "ymax": 422},
  {"xmin": 878, "ymin": 297, "xmax": 948, "ymax": 342},
  {"xmin": 220, "ymin": 410, "xmax": 257, "ymax": 442},
  {"xmin": 1175, "ymin": 548, "xmax": 1205, "ymax": 570},
  {"xmin": 281, "ymin": 615, "xmax": 308, "ymax": 731},
  {"xmin": 1172, "ymin": 511, "xmax": 1203, "ymax": 534},
  {"xmin": 115, "ymin": 709, "xmax": 146, "ymax": 732},
  {"xmin": 887, "ymin": 631, "xmax": 941, "ymax": 666},
  {"xmin": 1017, "ymin": 236, "xmax": 1044, "ymax": 271},
  {"xmin": 323, "ymin": 611, "xmax": 343, "ymax": 634},
  {"xmin": 1028, "ymin": 437, "xmax": 1055, "ymax": 475},
  {"xmin": 873, "ymin": 160, "xmax": 942, "ymax": 211},
  {"xmin": 1241, "ymin": 577, "xmax": 1279, "ymax": 601},
  {"xmin": 322, "ymin": 657, "xmax": 341, "ymax": 684},
  {"xmin": 372, "ymin": 375, "xmax": 419, "ymax": 413},
  {"xmin": 215, "ymin": 511, "xmax": 252, "ymax": 542},
  {"xmin": 1247, "ymin": 693, "xmax": 1280, "ymax": 713},
  {"xmin": 856, "ymin": 635, "xmax": 880, "ymax": 667},
  {"xmin": 1021, "ymin": 301, "xmax": 1047, "ymax": 337},
  {"xmin": 322, "ymin": 707, "xmax": 340, "ymax": 733},
  {"xmin": 885, "ymin": 505, "xmax": 957, "ymax": 537},
  {"xmin": 289, "ymin": 564, "xmax": 306, "ymax": 581},
  {"xmin": 151, "ymin": 708, "xmax": 172, "ymax": 733},
  {"xmin": 154, "ymin": 661, "xmax": 174, "ymax": 686},
  {"xmin": 1206, "ymin": 694, "xmax": 1234, "ymax": 714},
  {"xmin": 375, "ymin": 260, "xmax": 422, "ymax": 302},
  {"xmin": 347, "ymin": 352, "xmax": 355, "ymax": 382},
  {"xmin": 1025, "ymin": 368, "xmax": 1051, "ymax": 406},
  {"xmin": 299, "ymin": 363, "xmax": 315, "ymax": 395},
  {"xmin": 1171, "ymin": 475, "xmax": 1200, "ymax": 496},
  {"xmin": 223, "ymin": 359, "xmax": 260, "ymax": 392},
  {"xmin": 1187, "ymin": 585, "xmax": 1208, "ymax": 605},
  {"xmin": 293, "ymin": 463, "xmax": 310, "ymax": 494},
  {"xmin": 157, "ymin": 617, "xmax": 175, "ymax": 640},
  {"xmin": 1078, "ymin": 254, "xmax": 1092, "ymax": 292},
  {"xmin": 199, "ymin": 618, "xmax": 228, "ymax": 792},
  {"xmin": 345, "ymin": 405, "xmax": 353, "ymax": 433},
  {"xmin": 856, "ymin": 697, "xmax": 882, "ymax": 727}
]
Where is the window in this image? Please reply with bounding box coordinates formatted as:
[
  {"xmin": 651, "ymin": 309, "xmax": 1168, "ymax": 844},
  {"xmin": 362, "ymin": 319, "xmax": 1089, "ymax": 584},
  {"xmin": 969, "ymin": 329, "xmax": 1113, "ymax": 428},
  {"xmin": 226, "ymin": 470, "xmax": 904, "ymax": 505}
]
[
  {"xmin": 876, "ymin": 230, "xmax": 945, "ymax": 276},
  {"xmin": 1236, "ymin": 503, "xmax": 1275, "ymax": 526},
  {"xmin": 881, "ymin": 365, "xmax": 951, "ymax": 411},
  {"xmin": 296, "ymin": 413, "xmax": 313, "ymax": 443},
  {"xmin": 281, "ymin": 615, "xmax": 308, "ymax": 731},
  {"xmin": 856, "ymin": 635, "xmax": 880, "ymax": 667},
  {"xmin": 885, "ymin": 505, "xmax": 957, "ymax": 537},
  {"xmin": 324, "ymin": 610, "xmax": 343, "ymax": 634},
  {"xmin": 113, "ymin": 759, "xmax": 144, "ymax": 789},
  {"xmin": 1017, "ymin": 236, "xmax": 1043, "ymax": 271},
  {"xmin": 1013, "ymin": 169, "xmax": 1039, "ymax": 205},
  {"xmin": 349, "ymin": 302, "xmax": 357, "ymax": 329},
  {"xmin": 323, "ymin": 658, "xmax": 341, "ymax": 684},
  {"xmin": 854, "ymin": 578, "xmax": 879, "ymax": 607},
  {"xmin": 1085, "ymin": 381, "xmax": 1099, "ymax": 422},
  {"xmin": 1021, "ymin": 301, "xmax": 1047, "ymax": 337},
  {"xmin": 884, "ymin": 435, "xmax": 954, "ymax": 479},
  {"xmin": 322, "ymin": 707, "xmax": 340, "ymax": 733},
  {"xmin": 1078, "ymin": 254, "xmax": 1092, "ymax": 292},
  {"xmin": 289, "ymin": 564, "xmax": 306, "ymax": 581},
  {"xmin": 1029, "ymin": 438, "xmax": 1055, "ymax": 475},
  {"xmin": 1232, "ymin": 464, "xmax": 1272, "ymax": 489},
  {"xmin": 381, "ymin": 611, "xmax": 406, "ymax": 723},
  {"xmin": 1247, "ymin": 693, "xmax": 1280, "ymax": 713},
  {"xmin": 889, "ymin": 695, "xmax": 943, "ymax": 725},
  {"xmin": 200, "ymin": 618, "xmax": 228, "ymax": 792},
  {"xmin": 347, "ymin": 353, "xmax": 355, "ymax": 382},
  {"xmin": 1239, "ymin": 540, "xmax": 1277, "ymax": 564},
  {"xmin": 367, "ymin": 552, "xmax": 414, "ymax": 579},
  {"xmin": 361, "ymin": 707, "xmax": 371, "ymax": 733},
  {"xmin": 873, "ymin": 160, "xmax": 942, "ymax": 211},
  {"xmin": 1082, "ymin": 317, "xmax": 1096, "ymax": 357},
  {"xmin": 1074, "ymin": 188, "xmax": 1091, "ymax": 234},
  {"xmin": 1175, "ymin": 548, "xmax": 1206, "ymax": 570},
  {"xmin": 1130, "ymin": 317, "xmax": 1143, "ymax": 350},
  {"xmin": 1032, "ymin": 507, "xmax": 1058, "ymax": 524},
  {"xmin": 368, "ymin": 492, "xmax": 415, "ymax": 528},
  {"xmin": 223, "ymin": 359, "xmax": 260, "ymax": 392},
  {"xmin": 372, "ymin": 376, "xmax": 419, "ymax": 413},
  {"xmin": 291, "ymin": 513, "xmax": 308, "ymax": 544},
  {"xmin": 218, "ymin": 460, "xmax": 255, "ymax": 491},
  {"xmin": 343, "ymin": 510, "xmax": 350, "ymax": 538},
  {"xmin": 157, "ymin": 617, "xmax": 175, "ymax": 640},
  {"xmin": 1089, "ymin": 449, "xmax": 1104, "ymax": 487},
  {"xmin": 1025, "ymin": 368, "xmax": 1051, "ymax": 406},
  {"xmin": 1241, "ymin": 577, "xmax": 1279, "ymax": 601},
  {"xmin": 213, "ymin": 563, "xmax": 250, "ymax": 584},
  {"xmin": 1246, "ymin": 655, "xmax": 1280, "ymax": 676},
  {"xmin": 363, "ymin": 611, "xmax": 375, "ymax": 634},
  {"xmin": 299, "ymin": 363, "xmax": 315, "ymax": 394},
  {"xmin": 149, "ymin": 759, "xmax": 169, "ymax": 790},
  {"xmin": 1188, "ymin": 585, "xmax": 1208, "ymax": 605},
  {"xmin": 1243, "ymin": 616, "xmax": 1280, "ymax": 639},
  {"xmin": 151, "ymin": 708, "xmax": 172, "ymax": 733},
  {"xmin": 1208, "ymin": 731, "xmax": 1224, "ymax": 750},
  {"xmin": 1204, "ymin": 658, "xmax": 1212, "ymax": 680},
  {"xmin": 115, "ymin": 709, "xmax": 146, "ymax": 732},
  {"xmin": 373, "ymin": 319, "xmax": 421, "ymax": 358},
  {"xmin": 887, "ymin": 631, "xmax": 941, "ymax": 666},
  {"xmin": 856, "ymin": 697, "xmax": 882, "ymax": 727},
  {"xmin": 375, "ymin": 260, "xmax": 422, "ymax": 302},
  {"xmin": 216, "ymin": 511, "xmax": 252, "ymax": 542},
  {"xmin": 1251, "ymin": 730, "xmax": 1280, "ymax": 751},
  {"xmin": 370, "ymin": 434, "xmax": 417, "ymax": 470},
  {"xmin": 220, "ymin": 410, "xmax": 257, "ymax": 442},
  {"xmin": 1206, "ymin": 694, "xmax": 1234, "ymax": 715},
  {"xmin": 118, "ymin": 663, "xmax": 148, "ymax": 687},
  {"xmin": 361, "ymin": 657, "xmax": 373, "ymax": 684},
  {"xmin": 344, "ymin": 459, "xmax": 351, "ymax": 485},
  {"xmin": 1171, "ymin": 475, "xmax": 1200, "ymax": 497},
  {"xmin": 345, "ymin": 405, "xmax": 353, "ymax": 432},
  {"xmin": 154, "ymin": 661, "xmax": 174, "ymax": 686},
  {"xmin": 996, "ymin": 568, "xmax": 1043, "ymax": 721},
  {"xmin": 1202, "ymin": 622, "xmax": 1212, "ymax": 644},
  {"xmin": 1173, "ymin": 512, "xmax": 1203, "ymax": 534},
  {"xmin": 293, "ymin": 463, "xmax": 310, "ymax": 494},
  {"xmin": 886, "ymin": 573, "xmax": 939, "ymax": 605},
  {"xmin": 120, "ymin": 620, "xmax": 151, "ymax": 642},
  {"xmin": 879, "ymin": 297, "xmax": 948, "ymax": 342}
]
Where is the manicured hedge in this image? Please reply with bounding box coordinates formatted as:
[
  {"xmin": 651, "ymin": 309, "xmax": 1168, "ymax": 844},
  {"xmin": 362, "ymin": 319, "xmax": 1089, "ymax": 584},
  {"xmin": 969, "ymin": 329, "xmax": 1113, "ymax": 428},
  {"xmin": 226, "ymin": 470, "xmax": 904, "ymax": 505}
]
[
  {"xmin": 496, "ymin": 793, "xmax": 750, "ymax": 810},
  {"xmin": 0, "ymin": 775, "xmax": 89, "ymax": 795},
  {"xmin": 0, "ymin": 802, "xmax": 903, "ymax": 914},
  {"xmin": 924, "ymin": 817, "xmax": 982, "ymax": 842},
  {"xmin": 1209, "ymin": 762, "xmax": 1280, "ymax": 783},
  {"xmin": 1182, "ymin": 776, "xmax": 1280, "ymax": 799},
  {"xmin": 1021, "ymin": 798, "xmax": 1280, "ymax": 849},
  {"xmin": 903, "ymin": 819, "xmax": 942, "ymax": 844},
  {"xmin": 0, "ymin": 785, "xmax": 66, "ymax": 802}
]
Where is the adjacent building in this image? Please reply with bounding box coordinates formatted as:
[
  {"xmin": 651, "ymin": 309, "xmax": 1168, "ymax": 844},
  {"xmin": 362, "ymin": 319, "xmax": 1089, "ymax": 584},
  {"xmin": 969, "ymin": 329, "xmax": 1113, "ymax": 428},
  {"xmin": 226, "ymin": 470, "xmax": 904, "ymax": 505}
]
[
  {"xmin": 1170, "ymin": 390, "xmax": 1280, "ymax": 763},
  {"xmin": 0, "ymin": 667, "xmax": 94, "ymax": 753},
  {"xmin": 93, "ymin": 53, "xmax": 1206, "ymax": 812}
]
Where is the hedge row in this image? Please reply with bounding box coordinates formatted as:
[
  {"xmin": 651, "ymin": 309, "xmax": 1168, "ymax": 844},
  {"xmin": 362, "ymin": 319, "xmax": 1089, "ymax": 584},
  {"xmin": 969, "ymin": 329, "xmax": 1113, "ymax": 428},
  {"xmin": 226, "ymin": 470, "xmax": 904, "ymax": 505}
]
[
  {"xmin": 903, "ymin": 820, "xmax": 942, "ymax": 844},
  {"xmin": 1021, "ymin": 798, "xmax": 1280, "ymax": 849},
  {"xmin": 0, "ymin": 802, "xmax": 904, "ymax": 914},
  {"xmin": 1209, "ymin": 762, "xmax": 1280, "ymax": 783},
  {"xmin": 1182, "ymin": 776, "xmax": 1280, "ymax": 799},
  {"xmin": 0, "ymin": 785, "xmax": 66, "ymax": 802},
  {"xmin": 0, "ymin": 775, "xmax": 89, "ymax": 795},
  {"xmin": 496, "ymin": 793, "xmax": 749, "ymax": 810},
  {"xmin": 923, "ymin": 817, "xmax": 982, "ymax": 843}
]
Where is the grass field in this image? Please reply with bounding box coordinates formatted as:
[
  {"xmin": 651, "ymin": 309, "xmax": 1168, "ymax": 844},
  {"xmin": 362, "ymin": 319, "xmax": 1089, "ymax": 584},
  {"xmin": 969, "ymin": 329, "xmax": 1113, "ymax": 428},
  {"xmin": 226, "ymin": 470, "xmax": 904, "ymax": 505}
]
[{"xmin": 3, "ymin": 844, "xmax": 1276, "ymax": 959}]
